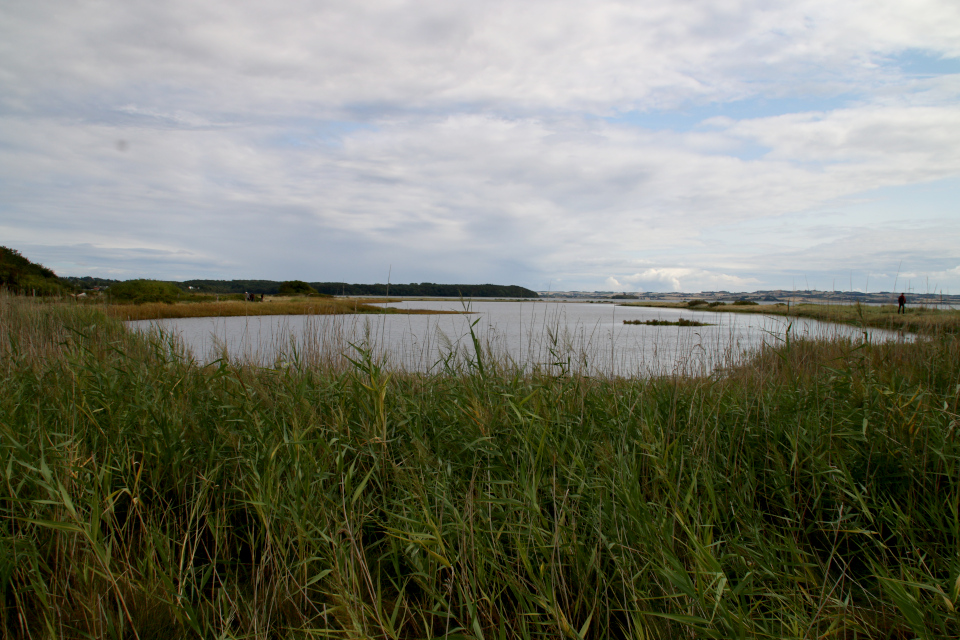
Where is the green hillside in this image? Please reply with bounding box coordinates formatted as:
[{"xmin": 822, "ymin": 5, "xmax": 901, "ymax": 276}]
[{"xmin": 0, "ymin": 246, "xmax": 69, "ymax": 295}]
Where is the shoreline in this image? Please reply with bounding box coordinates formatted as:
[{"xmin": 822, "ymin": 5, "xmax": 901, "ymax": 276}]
[{"xmin": 620, "ymin": 300, "xmax": 960, "ymax": 334}]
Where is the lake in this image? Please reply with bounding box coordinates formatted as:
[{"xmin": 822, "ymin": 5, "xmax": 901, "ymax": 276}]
[{"xmin": 127, "ymin": 299, "xmax": 909, "ymax": 376}]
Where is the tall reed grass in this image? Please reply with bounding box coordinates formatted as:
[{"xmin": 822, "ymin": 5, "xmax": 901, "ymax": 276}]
[
  {"xmin": 104, "ymin": 298, "xmax": 454, "ymax": 322},
  {"xmin": 2, "ymin": 293, "xmax": 959, "ymax": 638}
]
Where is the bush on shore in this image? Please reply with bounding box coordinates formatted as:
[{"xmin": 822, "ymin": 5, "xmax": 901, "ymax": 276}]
[
  {"xmin": 278, "ymin": 280, "xmax": 318, "ymax": 295},
  {"xmin": 107, "ymin": 278, "xmax": 183, "ymax": 303}
]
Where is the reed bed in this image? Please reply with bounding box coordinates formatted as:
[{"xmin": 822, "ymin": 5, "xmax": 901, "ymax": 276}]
[
  {"xmin": 103, "ymin": 298, "xmax": 459, "ymax": 322},
  {"xmin": 2, "ymin": 294, "xmax": 960, "ymax": 639}
]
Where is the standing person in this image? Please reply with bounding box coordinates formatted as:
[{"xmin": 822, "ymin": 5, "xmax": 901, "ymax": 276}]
[{"xmin": 898, "ymin": 292, "xmax": 906, "ymax": 314}]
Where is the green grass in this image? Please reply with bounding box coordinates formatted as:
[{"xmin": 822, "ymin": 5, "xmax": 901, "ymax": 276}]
[{"xmin": 2, "ymin": 294, "xmax": 960, "ymax": 638}]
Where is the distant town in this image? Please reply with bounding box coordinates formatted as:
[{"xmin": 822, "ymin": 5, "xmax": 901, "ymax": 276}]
[{"xmin": 538, "ymin": 289, "xmax": 960, "ymax": 306}]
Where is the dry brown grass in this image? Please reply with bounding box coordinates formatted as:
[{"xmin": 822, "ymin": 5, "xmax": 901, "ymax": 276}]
[{"xmin": 103, "ymin": 297, "xmax": 461, "ymax": 321}]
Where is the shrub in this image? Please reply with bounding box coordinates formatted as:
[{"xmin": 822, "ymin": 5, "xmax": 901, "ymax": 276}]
[
  {"xmin": 708, "ymin": 301, "xmax": 725, "ymax": 307},
  {"xmin": 733, "ymin": 299, "xmax": 759, "ymax": 306},
  {"xmin": 107, "ymin": 279, "xmax": 182, "ymax": 304},
  {"xmin": 278, "ymin": 280, "xmax": 317, "ymax": 295},
  {"xmin": 687, "ymin": 299, "xmax": 708, "ymax": 307}
]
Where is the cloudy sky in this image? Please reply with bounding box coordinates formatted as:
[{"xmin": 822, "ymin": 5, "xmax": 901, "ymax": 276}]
[{"xmin": 2, "ymin": 0, "xmax": 959, "ymax": 293}]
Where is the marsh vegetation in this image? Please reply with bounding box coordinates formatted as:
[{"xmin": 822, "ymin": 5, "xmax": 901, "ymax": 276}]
[
  {"xmin": 104, "ymin": 297, "xmax": 459, "ymax": 322},
  {"xmin": 623, "ymin": 317, "xmax": 712, "ymax": 327},
  {"xmin": 2, "ymin": 293, "xmax": 959, "ymax": 638}
]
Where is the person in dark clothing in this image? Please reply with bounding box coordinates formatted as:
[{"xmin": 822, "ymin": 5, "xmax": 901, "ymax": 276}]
[{"xmin": 898, "ymin": 293, "xmax": 906, "ymax": 314}]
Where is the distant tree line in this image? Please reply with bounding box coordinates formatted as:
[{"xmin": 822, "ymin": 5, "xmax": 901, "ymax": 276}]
[
  {"xmin": 310, "ymin": 282, "xmax": 539, "ymax": 298},
  {"xmin": 131, "ymin": 279, "xmax": 539, "ymax": 298},
  {"xmin": 180, "ymin": 280, "xmax": 285, "ymax": 294},
  {"xmin": 63, "ymin": 276, "xmax": 122, "ymax": 289},
  {"xmin": 27, "ymin": 267, "xmax": 540, "ymax": 300}
]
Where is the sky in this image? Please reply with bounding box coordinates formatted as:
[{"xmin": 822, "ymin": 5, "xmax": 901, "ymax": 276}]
[{"xmin": 1, "ymin": 0, "xmax": 959, "ymax": 293}]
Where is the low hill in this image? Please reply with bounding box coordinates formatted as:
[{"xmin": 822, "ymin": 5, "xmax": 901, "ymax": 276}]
[
  {"xmin": 310, "ymin": 282, "xmax": 539, "ymax": 298},
  {"xmin": 179, "ymin": 280, "xmax": 539, "ymax": 298},
  {"xmin": 0, "ymin": 246, "xmax": 69, "ymax": 295}
]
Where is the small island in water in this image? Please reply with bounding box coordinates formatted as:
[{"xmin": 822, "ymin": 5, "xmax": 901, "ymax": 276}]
[{"xmin": 623, "ymin": 317, "xmax": 713, "ymax": 327}]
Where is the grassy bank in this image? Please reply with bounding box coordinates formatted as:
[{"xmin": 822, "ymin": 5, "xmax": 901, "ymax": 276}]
[
  {"xmin": 101, "ymin": 297, "xmax": 460, "ymax": 321},
  {"xmin": 623, "ymin": 300, "xmax": 960, "ymax": 335},
  {"xmin": 2, "ymin": 294, "xmax": 960, "ymax": 638}
]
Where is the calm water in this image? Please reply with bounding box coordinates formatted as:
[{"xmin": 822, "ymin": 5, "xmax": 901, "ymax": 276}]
[{"xmin": 127, "ymin": 300, "xmax": 909, "ymax": 376}]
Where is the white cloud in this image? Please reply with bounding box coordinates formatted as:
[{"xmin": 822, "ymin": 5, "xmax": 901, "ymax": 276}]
[
  {"xmin": 4, "ymin": 103, "xmax": 960, "ymax": 286},
  {"xmin": 3, "ymin": 0, "xmax": 958, "ymax": 116},
  {"xmin": 604, "ymin": 268, "xmax": 760, "ymax": 292},
  {"xmin": 1, "ymin": 0, "xmax": 959, "ymax": 289}
]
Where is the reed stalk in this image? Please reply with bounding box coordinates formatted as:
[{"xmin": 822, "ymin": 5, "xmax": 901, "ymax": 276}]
[{"xmin": 2, "ymin": 292, "xmax": 958, "ymax": 638}]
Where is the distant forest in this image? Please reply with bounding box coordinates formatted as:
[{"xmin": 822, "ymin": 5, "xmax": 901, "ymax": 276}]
[
  {"xmin": 63, "ymin": 276, "xmax": 122, "ymax": 289},
  {"xmin": 61, "ymin": 277, "xmax": 538, "ymax": 298},
  {"xmin": 179, "ymin": 280, "xmax": 287, "ymax": 294},
  {"xmin": 184, "ymin": 280, "xmax": 538, "ymax": 298},
  {"xmin": 310, "ymin": 282, "xmax": 539, "ymax": 298}
]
